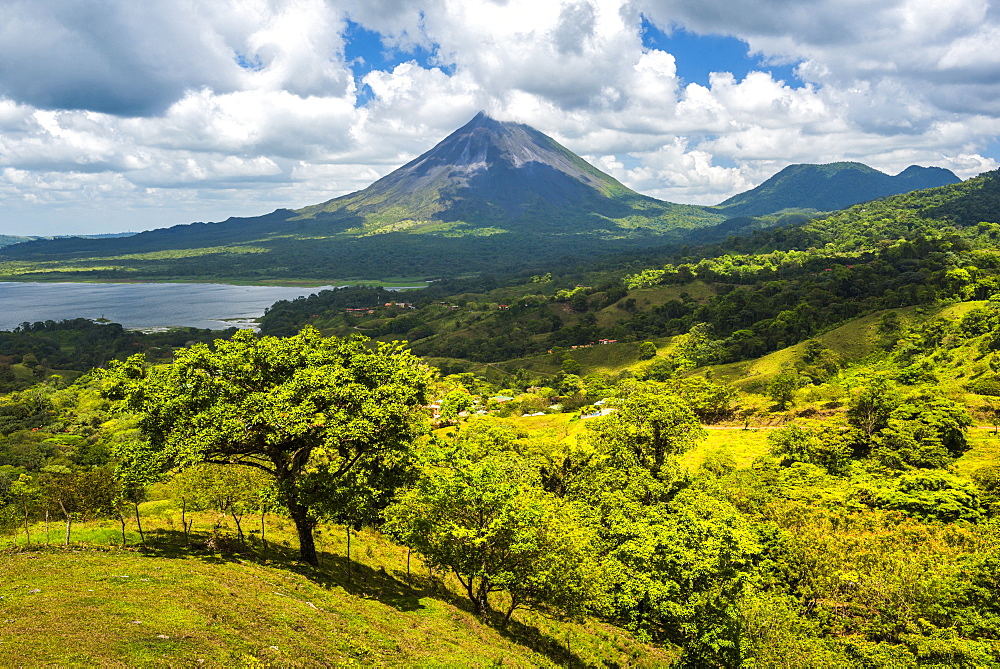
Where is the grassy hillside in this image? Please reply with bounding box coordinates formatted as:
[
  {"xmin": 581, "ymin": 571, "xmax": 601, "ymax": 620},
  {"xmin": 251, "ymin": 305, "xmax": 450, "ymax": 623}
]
[{"xmin": 0, "ymin": 507, "xmax": 671, "ymax": 667}]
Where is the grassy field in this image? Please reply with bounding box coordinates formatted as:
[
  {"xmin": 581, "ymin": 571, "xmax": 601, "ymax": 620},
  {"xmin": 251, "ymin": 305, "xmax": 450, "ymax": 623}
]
[
  {"xmin": 955, "ymin": 429, "xmax": 1000, "ymax": 478},
  {"xmin": 0, "ymin": 506, "xmax": 673, "ymax": 667},
  {"xmin": 502, "ymin": 412, "xmax": 1000, "ymax": 478},
  {"xmin": 677, "ymin": 428, "xmax": 774, "ymax": 470}
]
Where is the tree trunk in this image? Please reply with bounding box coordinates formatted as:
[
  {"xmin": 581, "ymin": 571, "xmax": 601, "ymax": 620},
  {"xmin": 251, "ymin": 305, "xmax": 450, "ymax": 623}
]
[
  {"xmin": 119, "ymin": 514, "xmax": 127, "ymax": 546},
  {"xmin": 231, "ymin": 511, "xmax": 245, "ymax": 546},
  {"xmin": 457, "ymin": 573, "xmax": 491, "ymax": 616},
  {"xmin": 503, "ymin": 595, "xmax": 520, "ymax": 626},
  {"xmin": 58, "ymin": 499, "xmax": 71, "ymax": 546},
  {"xmin": 45, "ymin": 510, "xmax": 50, "ymax": 545},
  {"xmin": 260, "ymin": 509, "xmax": 267, "ymax": 556},
  {"xmin": 346, "ymin": 526, "xmax": 352, "ymax": 582},
  {"xmin": 286, "ymin": 500, "xmax": 318, "ymax": 566},
  {"xmin": 406, "ymin": 547, "xmax": 411, "ymax": 581},
  {"xmin": 181, "ymin": 497, "xmax": 189, "ymax": 546},
  {"xmin": 134, "ymin": 502, "xmax": 145, "ymax": 544},
  {"xmin": 23, "ymin": 503, "xmax": 30, "ymax": 546}
]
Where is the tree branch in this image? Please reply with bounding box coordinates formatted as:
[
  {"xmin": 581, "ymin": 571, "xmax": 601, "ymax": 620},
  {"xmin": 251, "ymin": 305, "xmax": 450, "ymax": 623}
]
[{"xmin": 203, "ymin": 458, "xmax": 275, "ymax": 476}]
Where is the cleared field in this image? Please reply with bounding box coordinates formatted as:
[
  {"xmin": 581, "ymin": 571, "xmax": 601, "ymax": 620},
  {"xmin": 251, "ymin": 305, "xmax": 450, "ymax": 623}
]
[
  {"xmin": 955, "ymin": 429, "xmax": 1000, "ymax": 478},
  {"xmin": 678, "ymin": 427, "xmax": 774, "ymax": 470}
]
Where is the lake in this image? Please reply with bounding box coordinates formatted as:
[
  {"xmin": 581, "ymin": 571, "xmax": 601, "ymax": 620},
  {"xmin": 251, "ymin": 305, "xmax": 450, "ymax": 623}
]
[{"xmin": 0, "ymin": 282, "xmax": 365, "ymax": 331}]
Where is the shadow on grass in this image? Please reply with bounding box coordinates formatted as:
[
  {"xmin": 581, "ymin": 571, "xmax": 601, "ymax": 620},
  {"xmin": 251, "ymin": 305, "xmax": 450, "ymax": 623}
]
[
  {"xmin": 495, "ymin": 613, "xmax": 601, "ymax": 669},
  {"xmin": 134, "ymin": 528, "xmax": 426, "ymax": 613},
  {"xmin": 379, "ymin": 567, "xmax": 598, "ymax": 668},
  {"xmin": 16, "ymin": 527, "xmax": 599, "ymax": 668}
]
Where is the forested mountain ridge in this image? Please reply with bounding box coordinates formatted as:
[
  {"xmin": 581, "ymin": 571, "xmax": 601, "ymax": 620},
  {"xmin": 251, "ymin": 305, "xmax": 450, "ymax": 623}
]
[
  {"xmin": 259, "ymin": 169, "xmax": 1000, "ymax": 366},
  {"xmin": 715, "ymin": 161, "xmax": 960, "ymax": 217}
]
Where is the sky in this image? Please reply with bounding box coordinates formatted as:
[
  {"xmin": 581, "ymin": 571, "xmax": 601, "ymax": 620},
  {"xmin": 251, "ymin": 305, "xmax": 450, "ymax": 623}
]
[{"xmin": 1, "ymin": 0, "xmax": 999, "ymax": 236}]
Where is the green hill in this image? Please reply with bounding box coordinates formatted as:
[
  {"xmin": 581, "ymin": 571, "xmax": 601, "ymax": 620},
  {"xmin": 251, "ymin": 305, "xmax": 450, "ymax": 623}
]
[
  {"xmin": 0, "ymin": 509, "xmax": 668, "ymax": 667},
  {"xmin": 0, "ymin": 234, "xmax": 36, "ymax": 249},
  {"xmin": 715, "ymin": 161, "xmax": 959, "ymax": 217}
]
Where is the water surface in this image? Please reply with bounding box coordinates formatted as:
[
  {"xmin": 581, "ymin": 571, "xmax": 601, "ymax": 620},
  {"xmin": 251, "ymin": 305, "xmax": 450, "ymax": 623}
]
[{"xmin": 0, "ymin": 282, "xmax": 346, "ymax": 331}]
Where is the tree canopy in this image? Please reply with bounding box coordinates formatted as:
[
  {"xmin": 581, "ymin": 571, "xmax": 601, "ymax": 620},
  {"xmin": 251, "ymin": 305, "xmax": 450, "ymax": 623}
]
[{"xmin": 101, "ymin": 326, "xmax": 431, "ymax": 564}]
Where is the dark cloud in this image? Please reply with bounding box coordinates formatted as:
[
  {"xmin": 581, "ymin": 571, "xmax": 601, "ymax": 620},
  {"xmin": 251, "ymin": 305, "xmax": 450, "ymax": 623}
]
[{"xmin": 0, "ymin": 0, "xmax": 240, "ymax": 116}]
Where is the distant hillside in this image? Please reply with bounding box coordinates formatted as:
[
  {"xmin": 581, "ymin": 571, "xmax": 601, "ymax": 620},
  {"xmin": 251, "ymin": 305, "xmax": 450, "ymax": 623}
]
[
  {"xmin": 256, "ymin": 170, "xmax": 1000, "ymax": 366},
  {"xmin": 0, "ymin": 234, "xmax": 36, "ymax": 248},
  {"xmin": 716, "ymin": 162, "xmax": 960, "ymax": 217},
  {"xmin": 0, "ymin": 113, "xmax": 725, "ymax": 282},
  {"xmin": 0, "ymin": 231, "xmax": 135, "ymax": 250}
]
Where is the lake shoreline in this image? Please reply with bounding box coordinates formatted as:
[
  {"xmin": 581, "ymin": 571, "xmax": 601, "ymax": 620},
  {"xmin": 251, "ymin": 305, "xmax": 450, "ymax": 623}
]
[
  {"xmin": 0, "ymin": 277, "xmax": 431, "ymax": 288},
  {"xmin": 0, "ymin": 281, "xmax": 427, "ymax": 332}
]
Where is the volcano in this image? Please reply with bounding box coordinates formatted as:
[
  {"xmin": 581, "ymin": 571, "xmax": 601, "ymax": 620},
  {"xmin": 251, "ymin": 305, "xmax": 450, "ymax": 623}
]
[
  {"xmin": 0, "ymin": 113, "xmax": 722, "ymax": 280},
  {"xmin": 294, "ymin": 111, "xmax": 717, "ymax": 235}
]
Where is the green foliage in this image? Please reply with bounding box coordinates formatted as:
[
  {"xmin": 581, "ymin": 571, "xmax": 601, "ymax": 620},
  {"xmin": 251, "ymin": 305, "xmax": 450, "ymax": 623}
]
[
  {"xmin": 796, "ymin": 339, "xmax": 842, "ymax": 383},
  {"xmin": 766, "ymin": 370, "xmax": 801, "ymax": 410},
  {"xmin": 637, "ymin": 341, "xmax": 657, "ymax": 360},
  {"xmin": 866, "ymin": 471, "xmax": 984, "ymax": 522},
  {"xmin": 0, "ymin": 318, "xmax": 238, "ymax": 391},
  {"xmin": 664, "ymin": 376, "xmax": 737, "ymax": 424},
  {"xmin": 672, "ymin": 323, "xmax": 723, "ymax": 368},
  {"xmin": 438, "ymin": 389, "xmax": 475, "ymax": 422},
  {"xmin": 101, "ymin": 327, "xmax": 431, "ymax": 565},
  {"xmin": 847, "ymin": 375, "xmax": 901, "ymax": 441},
  {"xmin": 560, "ymin": 355, "xmax": 582, "ymax": 375},
  {"xmin": 596, "ymin": 487, "xmax": 763, "ymax": 665},
  {"xmin": 585, "ymin": 385, "xmax": 705, "ymax": 480},
  {"xmin": 385, "ymin": 436, "xmax": 603, "ymax": 621},
  {"xmin": 642, "ymin": 355, "xmax": 685, "ymax": 381},
  {"xmin": 871, "ymin": 394, "xmax": 972, "ymax": 469},
  {"xmin": 972, "ymin": 466, "xmax": 1000, "ymax": 515},
  {"xmin": 768, "ymin": 424, "xmax": 852, "ymax": 475},
  {"xmin": 172, "ymin": 463, "xmax": 274, "ymax": 542},
  {"xmin": 624, "ymin": 268, "xmax": 666, "ymax": 290}
]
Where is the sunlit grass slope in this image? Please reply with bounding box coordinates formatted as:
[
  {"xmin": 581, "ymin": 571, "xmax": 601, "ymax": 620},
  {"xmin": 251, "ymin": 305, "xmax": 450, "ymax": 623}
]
[{"xmin": 0, "ymin": 507, "xmax": 673, "ymax": 667}]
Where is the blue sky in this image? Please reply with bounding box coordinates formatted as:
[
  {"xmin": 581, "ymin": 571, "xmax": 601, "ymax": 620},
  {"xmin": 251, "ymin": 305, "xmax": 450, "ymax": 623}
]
[
  {"xmin": 638, "ymin": 18, "xmax": 801, "ymax": 89},
  {"xmin": 0, "ymin": 0, "xmax": 997, "ymax": 235}
]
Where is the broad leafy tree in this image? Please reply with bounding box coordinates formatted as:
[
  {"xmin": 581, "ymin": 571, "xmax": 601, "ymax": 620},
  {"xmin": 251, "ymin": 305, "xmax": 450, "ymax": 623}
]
[
  {"xmin": 102, "ymin": 327, "xmax": 430, "ymax": 565},
  {"xmin": 585, "ymin": 385, "xmax": 705, "ymax": 481},
  {"xmin": 385, "ymin": 442, "xmax": 603, "ymax": 622}
]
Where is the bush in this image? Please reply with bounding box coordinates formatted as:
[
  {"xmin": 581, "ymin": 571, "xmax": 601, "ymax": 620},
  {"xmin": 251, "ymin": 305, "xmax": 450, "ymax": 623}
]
[{"xmin": 869, "ymin": 471, "xmax": 983, "ymax": 522}]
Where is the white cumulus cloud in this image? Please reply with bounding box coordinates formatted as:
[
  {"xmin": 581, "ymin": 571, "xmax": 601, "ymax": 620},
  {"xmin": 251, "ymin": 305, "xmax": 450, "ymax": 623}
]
[{"xmin": 0, "ymin": 0, "xmax": 996, "ymax": 234}]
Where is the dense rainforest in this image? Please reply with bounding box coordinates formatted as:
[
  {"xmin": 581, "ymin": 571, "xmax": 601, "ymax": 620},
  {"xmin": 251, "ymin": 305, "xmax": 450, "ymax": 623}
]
[{"xmin": 2, "ymin": 171, "xmax": 1000, "ymax": 666}]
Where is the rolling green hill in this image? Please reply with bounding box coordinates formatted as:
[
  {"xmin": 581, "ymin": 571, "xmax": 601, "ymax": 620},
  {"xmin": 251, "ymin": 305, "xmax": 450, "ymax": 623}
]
[
  {"xmin": 715, "ymin": 161, "xmax": 959, "ymax": 217},
  {"xmin": 0, "ymin": 234, "xmax": 35, "ymax": 248},
  {"xmin": 0, "ymin": 509, "xmax": 669, "ymax": 667}
]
